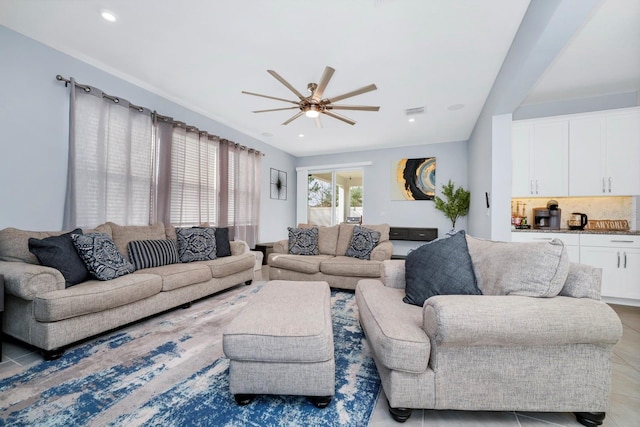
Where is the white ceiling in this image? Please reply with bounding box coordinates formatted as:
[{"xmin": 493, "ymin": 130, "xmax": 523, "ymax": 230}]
[{"xmin": 1, "ymin": 0, "xmax": 638, "ymax": 157}]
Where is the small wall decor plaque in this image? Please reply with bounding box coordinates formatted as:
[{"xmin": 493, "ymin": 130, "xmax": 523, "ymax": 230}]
[
  {"xmin": 390, "ymin": 157, "xmax": 436, "ymax": 200},
  {"xmin": 270, "ymin": 168, "xmax": 287, "ymax": 200}
]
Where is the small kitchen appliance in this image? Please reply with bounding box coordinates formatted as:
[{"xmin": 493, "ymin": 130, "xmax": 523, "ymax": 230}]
[
  {"xmin": 533, "ymin": 200, "xmax": 562, "ymax": 230},
  {"xmin": 567, "ymin": 212, "xmax": 588, "ymax": 230}
]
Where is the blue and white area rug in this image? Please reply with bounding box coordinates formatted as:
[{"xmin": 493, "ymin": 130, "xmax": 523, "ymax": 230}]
[{"xmin": 0, "ymin": 282, "xmax": 380, "ymax": 426}]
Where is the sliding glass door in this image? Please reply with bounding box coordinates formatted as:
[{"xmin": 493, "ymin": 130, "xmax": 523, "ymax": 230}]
[{"xmin": 307, "ymin": 169, "xmax": 363, "ymax": 226}]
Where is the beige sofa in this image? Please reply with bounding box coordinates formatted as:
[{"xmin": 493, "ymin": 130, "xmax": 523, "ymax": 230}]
[
  {"xmin": 0, "ymin": 222, "xmax": 255, "ymax": 359},
  {"xmin": 268, "ymin": 223, "xmax": 393, "ymax": 290},
  {"xmin": 356, "ymin": 235, "xmax": 623, "ymax": 426}
]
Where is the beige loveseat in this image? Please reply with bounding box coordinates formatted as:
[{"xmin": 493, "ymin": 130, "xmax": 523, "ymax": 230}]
[
  {"xmin": 356, "ymin": 234, "xmax": 623, "ymax": 426},
  {"xmin": 0, "ymin": 222, "xmax": 255, "ymax": 359},
  {"xmin": 268, "ymin": 223, "xmax": 393, "ymax": 290}
]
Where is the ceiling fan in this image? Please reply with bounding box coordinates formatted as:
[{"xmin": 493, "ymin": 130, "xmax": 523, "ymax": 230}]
[{"xmin": 242, "ymin": 66, "xmax": 379, "ymax": 128}]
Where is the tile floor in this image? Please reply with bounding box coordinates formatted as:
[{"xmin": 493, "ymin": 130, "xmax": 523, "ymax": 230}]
[{"xmin": 1, "ymin": 268, "xmax": 638, "ymax": 426}]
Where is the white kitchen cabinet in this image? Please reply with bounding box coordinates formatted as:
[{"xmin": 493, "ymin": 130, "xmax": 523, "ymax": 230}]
[
  {"xmin": 579, "ymin": 235, "xmax": 640, "ymax": 301},
  {"xmin": 512, "ymin": 119, "xmax": 569, "ymax": 197},
  {"xmin": 510, "ymin": 232, "xmax": 579, "ymax": 263},
  {"xmin": 569, "ymin": 107, "xmax": 640, "ymax": 196}
]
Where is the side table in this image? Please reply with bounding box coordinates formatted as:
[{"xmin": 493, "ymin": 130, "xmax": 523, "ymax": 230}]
[{"xmin": 254, "ymin": 242, "xmax": 275, "ymax": 265}]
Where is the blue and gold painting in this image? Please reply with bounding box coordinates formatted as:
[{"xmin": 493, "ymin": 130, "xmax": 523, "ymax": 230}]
[{"xmin": 391, "ymin": 157, "xmax": 436, "ymax": 200}]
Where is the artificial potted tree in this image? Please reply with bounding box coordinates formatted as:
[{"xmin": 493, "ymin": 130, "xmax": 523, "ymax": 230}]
[{"xmin": 434, "ymin": 180, "xmax": 470, "ymax": 235}]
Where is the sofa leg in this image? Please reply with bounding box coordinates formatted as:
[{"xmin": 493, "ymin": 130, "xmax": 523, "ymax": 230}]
[
  {"xmin": 388, "ymin": 406, "xmax": 412, "ymax": 423},
  {"xmin": 245, "ymin": 280, "xmax": 253, "ymax": 285},
  {"xmin": 234, "ymin": 394, "xmax": 255, "ymax": 405},
  {"xmin": 41, "ymin": 348, "xmax": 65, "ymax": 361},
  {"xmin": 309, "ymin": 395, "xmax": 332, "ymax": 408},
  {"xmin": 575, "ymin": 412, "xmax": 606, "ymax": 426},
  {"xmin": 181, "ymin": 302, "xmax": 192, "ymax": 309}
]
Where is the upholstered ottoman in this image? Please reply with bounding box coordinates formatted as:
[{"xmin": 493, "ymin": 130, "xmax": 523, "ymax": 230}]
[{"xmin": 223, "ymin": 280, "xmax": 335, "ymax": 407}]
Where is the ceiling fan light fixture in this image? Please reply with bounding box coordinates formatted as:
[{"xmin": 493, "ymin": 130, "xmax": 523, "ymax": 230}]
[{"xmin": 305, "ymin": 105, "xmax": 320, "ymax": 118}]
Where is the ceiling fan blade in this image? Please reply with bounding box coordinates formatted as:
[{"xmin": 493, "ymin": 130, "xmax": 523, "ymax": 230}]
[
  {"xmin": 312, "ymin": 66, "xmax": 335, "ymax": 102},
  {"xmin": 326, "ymin": 105, "xmax": 380, "ymax": 111},
  {"xmin": 252, "ymin": 106, "xmax": 300, "ymax": 113},
  {"xmin": 314, "ymin": 116, "xmax": 323, "ymax": 129},
  {"xmin": 282, "ymin": 111, "xmax": 305, "ymax": 125},
  {"xmin": 241, "ymin": 91, "xmax": 299, "ymax": 105},
  {"xmin": 323, "ymin": 110, "xmax": 356, "ymax": 126},
  {"xmin": 267, "ymin": 70, "xmax": 306, "ymax": 100},
  {"xmin": 325, "ymin": 83, "xmax": 377, "ymax": 104}
]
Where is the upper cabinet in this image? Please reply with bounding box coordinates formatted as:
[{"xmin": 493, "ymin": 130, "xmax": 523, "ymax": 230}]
[
  {"xmin": 569, "ymin": 108, "xmax": 640, "ymax": 196},
  {"xmin": 512, "ymin": 119, "xmax": 569, "ymax": 197},
  {"xmin": 512, "ymin": 107, "xmax": 640, "ymax": 198}
]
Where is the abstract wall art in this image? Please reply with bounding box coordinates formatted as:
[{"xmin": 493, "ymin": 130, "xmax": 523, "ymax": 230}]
[
  {"xmin": 390, "ymin": 157, "xmax": 436, "ymax": 200},
  {"xmin": 270, "ymin": 168, "xmax": 287, "ymax": 200}
]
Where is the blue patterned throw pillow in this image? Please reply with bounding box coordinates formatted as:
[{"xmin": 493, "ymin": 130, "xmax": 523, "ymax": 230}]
[
  {"xmin": 288, "ymin": 227, "xmax": 319, "ymax": 255},
  {"xmin": 345, "ymin": 226, "xmax": 381, "ymax": 260},
  {"xmin": 127, "ymin": 239, "xmax": 179, "ymax": 270},
  {"xmin": 176, "ymin": 227, "xmax": 217, "ymax": 262},
  {"xmin": 71, "ymin": 232, "xmax": 135, "ymax": 280}
]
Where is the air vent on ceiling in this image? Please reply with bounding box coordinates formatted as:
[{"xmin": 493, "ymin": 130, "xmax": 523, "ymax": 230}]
[{"xmin": 405, "ymin": 107, "xmax": 425, "ymax": 116}]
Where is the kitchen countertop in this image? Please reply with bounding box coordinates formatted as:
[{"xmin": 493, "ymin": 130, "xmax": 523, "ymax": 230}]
[{"xmin": 512, "ymin": 228, "xmax": 640, "ymax": 236}]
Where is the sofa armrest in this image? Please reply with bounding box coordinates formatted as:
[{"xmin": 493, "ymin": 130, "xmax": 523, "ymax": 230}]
[
  {"xmin": 370, "ymin": 240, "xmax": 393, "ymax": 261},
  {"xmin": 423, "ymin": 295, "xmax": 622, "ymax": 347},
  {"xmin": 0, "ymin": 260, "xmax": 65, "ymax": 300},
  {"xmin": 230, "ymin": 240, "xmax": 249, "ymax": 256},
  {"xmin": 272, "ymin": 239, "xmax": 288, "ymax": 254},
  {"xmin": 381, "ymin": 259, "xmax": 406, "ymax": 289}
]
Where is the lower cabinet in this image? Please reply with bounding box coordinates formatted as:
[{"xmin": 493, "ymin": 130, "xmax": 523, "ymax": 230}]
[
  {"xmin": 510, "ymin": 232, "xmax": 580, "ymax": 263},
  {"xmin": 579, "ymin": 235, "xmax": 640, "ymax": 300}
]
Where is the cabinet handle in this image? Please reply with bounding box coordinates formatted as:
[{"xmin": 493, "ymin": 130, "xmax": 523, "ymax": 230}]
[
  {"xmin": 617, "ymin": 252, "xmax": 620, "ymax": 268},
  {"xmin": 608, "ymin": 177, "xmax": 612, "ymax": 193},
  {"xmin": 602, "ymin": 177, "xmax": 606, "ymax": 193},
  {"xmin": 533, "ymin": 237, "xmax": 553, "ymax": 241},
  {"xmin": 624, "ymin": 252, "xmax": 627, "ymax": 268},
  {"xmin": 610, "ymin": 240, "xmax": 634, "ymax": 243}
]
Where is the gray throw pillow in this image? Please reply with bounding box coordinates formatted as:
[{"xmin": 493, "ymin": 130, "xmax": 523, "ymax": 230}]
[
  {"xmin": 215, "ymin": 227, "xmax": 232, "ymax": 257},
  {"xmin": 28, "ymin": 228, "xmax": 90, "ymax": 287},
  {"xmin": 288, "ymin": 227, "xmax": 319, "ymax": 255},
  {"xmin": 127, "ymin": 239, "xmax": 180, "ymax": 270},
  {"xmin": 71, "ymin": 232, "xmax": 135, "ymax": 280},
  {"xmin": 176, "ymin": 227, "xmax": 217, "ymax": 262},
  {"xmin": 345, "ymin": 226, "xmax": 381, "ymax": 260},
  {"xmin": 403, "ymin": 231, "xmax": 481, "ymax": 307}
]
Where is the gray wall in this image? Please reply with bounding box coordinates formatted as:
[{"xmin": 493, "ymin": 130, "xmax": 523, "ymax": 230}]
[
  {"xmin": 0, "ymin": 25, "xmax": 296, "ymax": 244},
  {"xmin": 296, "ymin": 140, "xmax": 469, "ymax": 254}
]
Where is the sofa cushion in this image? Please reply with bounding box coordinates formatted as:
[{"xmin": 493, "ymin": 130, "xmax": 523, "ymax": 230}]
[
  {"xmin": 320, "ymin": 256, "xmax": 383, "ymax": 278},
  {"xmin": 345, "ymin": 226, "xmax": 381, "ymax": 260},
  {"xmin": 108, "ymin": 222, "xmax": 167, "ymax": 257},
  {"xmin": 134, "ymin": 262, "xmax": 212, "ymax": 291},
  {"xmin": 215, "ymin": 227, "xmax": 232, "ymax": 257},
  {"xmin": 466, "ymin": 235, "xmax": 569, "ymax": 297},
  {"xmin": 269, "ymin": 254, "xmax": 333, "ymax": 274},
  {"xmin": 203, "ymin": 252, "xmax": 256, "ymax": 278},
  {"xmin": 127, "ymin": 239, "xmax": 180, "ymax": 270},
  {"xmin": 299, "ymin": 224, "xmax": 340, "ymax": 256},
  {"xmin": 288, "ymin": 227, "xmax": 319, "ymax": 255},
  {"xmin": 404, "ymin": 231, "xmax": 481, "ymax": 307},
  {"xmin": 72, "ymin": 232, "xmax": 136, "ymax": 280},
  {"xmin": 336, "ymin": 223, "xmax": 390, "ymax": 256},
  {"xmin": 560, "ymin": 262, "xmax": 602, "ymax": 300},
  {"xmin": 356, "ymin": 279, "xmax": 430, "ymax": 373},
  {"xmin": 28, "ymin": 228, "xmax": 91, "ymax": 288},
  {"xmin": 176, "ymin": 227, "xmax": 217, "ymax": 262},
  {"xmin": 33, "ymin": 273, "xmax": 162, "ymax": 322}
]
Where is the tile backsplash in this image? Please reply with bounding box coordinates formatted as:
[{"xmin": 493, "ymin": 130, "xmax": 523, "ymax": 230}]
[{"xmin": 511, "ymin": 196, "xmax": 636, "ymax": 230}]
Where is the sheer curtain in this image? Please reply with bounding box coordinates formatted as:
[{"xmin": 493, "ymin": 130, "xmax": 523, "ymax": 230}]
[
  {"xmin": 63, "ymin": 79, "xmax": 154, "ymax": 229},
  {"xmin": 225, "ymin": 141, "xmax": 261, "ymax": 247}
]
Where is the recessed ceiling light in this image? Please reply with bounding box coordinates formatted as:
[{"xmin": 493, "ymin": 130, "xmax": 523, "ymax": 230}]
[
  {"xmin": 448, "ymin": 104, "xmax": 465, "ymax": 111},
  {"xmin": 100, "ymin": 9, "xmax": 117, "ymax": 22},
  {"xmin": 408, "ymin": 117, "xmax": 415, "ymax": 123},
  {"xmin": 298, "ymin": 134, "xmax": 304, "ymax": 138}
]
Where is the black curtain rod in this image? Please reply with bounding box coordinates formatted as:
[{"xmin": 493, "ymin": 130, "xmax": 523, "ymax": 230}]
[{"xmin": 56, "ymin": 74, "xmax": 264, "ymax": 156}]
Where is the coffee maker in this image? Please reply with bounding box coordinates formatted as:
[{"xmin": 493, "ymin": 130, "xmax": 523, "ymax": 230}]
[{"xmin": 533, "ymin": 200, "xmax": 561, "ymax": 230}]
